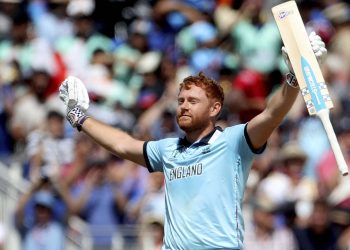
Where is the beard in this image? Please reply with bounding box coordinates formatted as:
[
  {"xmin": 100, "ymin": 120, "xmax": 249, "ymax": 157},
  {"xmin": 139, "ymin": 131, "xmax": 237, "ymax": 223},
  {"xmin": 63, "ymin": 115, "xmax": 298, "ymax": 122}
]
[{"xmin": 176, "ymin": 114, "xmax": 205, "ymax": 133}]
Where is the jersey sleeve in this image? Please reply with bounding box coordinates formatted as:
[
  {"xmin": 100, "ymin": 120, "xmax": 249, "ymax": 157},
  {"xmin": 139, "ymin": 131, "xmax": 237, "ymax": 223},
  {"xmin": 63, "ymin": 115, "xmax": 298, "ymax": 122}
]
[
  {"xmin": 225, "ymin": 124, "xmax": 265, "ymax": 156},
  {"xmin": 224, "ymin": 124, "xmax": 266, "ymax": 178},
  {"xmin": 143, "ymin": 140, "xmax": 164, "ymax": 173}
]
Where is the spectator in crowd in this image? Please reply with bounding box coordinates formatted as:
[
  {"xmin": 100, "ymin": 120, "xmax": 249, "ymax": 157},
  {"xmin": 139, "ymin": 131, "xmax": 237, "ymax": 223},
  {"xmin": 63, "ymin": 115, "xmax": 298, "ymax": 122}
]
[
  {"xmin": 14, "ymin": 176, "xmax": 69, "ymax": 250},
  {"xmin": 139, "ymin": 216, "xmax": 164, "ymax": 250},
  {"xmin": 60, "ymin": 133, "xmax": 95, "ymax": 187},
  {"xmin": 134, "ymin": 51, "xmax": 165, "ymax": 113},
  {"xmin": 136, "ymin": 78, "xmax": 181, "ymax": 139},
  {"xmin": 293, "ymin": 199, "xmax": 343, "ymax": 250},
  {"xmin": 257, "ymin": 141, "xmax": 318, "ymax": 225},
  {"xmin": 55, "ymin": 0, "xmax": 113, "ymax": 80},
  {"xmin": 25, "ymin": 110, "xmax": 74, "ymax": 180},
  {"xmin": 127, "ymin": 172, "xmax": 165, "ymax": 224},
  {"xmin": 0, "ymin": 11, "xmax": 57, "ymax": 77},
  {"xmin": 325, "ymin": 2, "xmax": 350, "ymax": 72},
  {"xmin": 0, "ymin": 0, "xmax": 22, "ymax": 39},
  {"xmin": 229, "ymin": 68, "xmax": 268, "ymax": 123},
  {"xmin": 69, "ymin": 154, "xmax": 144, "ymax": 249},
  {"xmin": 22, "ymin": 191, "xmax": 65, "ymax": 250},
  {"xmin": 150, "ymin": 0, "xmax": 207, "ymax": 52},
  {"xmin": 69, "ymin": 156, "xmax": 120, "ymax": 249},
  {"xmin": 297, "ymin": 115, "xmax": 332, "ymax": 178},
  {"xmin": 113, "ymin": 18, "xmax": 151, "ymax": 86},
  {"xmin": 246, "ymin": 125, "xmax": 284, "ymax": 193},
  {"xmin": 317, "ymin": 116, "xmax": 350, "ymax": 209},
  {"xmin": 0, "ymin": 62, "xmax": 17, "ymax": 163},
  {"xmin": 10, "ymin": 70, "xmax": 57, "ymax": 144},
  {"xmin": 230, "ymin": 0, "xmax": 282, "ymax": 74},
  {"xmin": 244, "ymin": 195, "xmax": 297, "ymax": 250},
  {"xmin": 27, "ymin": 0, "xmax": 73, "ymax": 44}
]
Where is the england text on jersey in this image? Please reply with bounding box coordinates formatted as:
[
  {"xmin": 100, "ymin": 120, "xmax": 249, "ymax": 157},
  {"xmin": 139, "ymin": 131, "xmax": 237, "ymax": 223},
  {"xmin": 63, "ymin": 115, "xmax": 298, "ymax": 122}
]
[{"xmin": 169, "ymin": 163, "xmax": 203, "ymax": 181}]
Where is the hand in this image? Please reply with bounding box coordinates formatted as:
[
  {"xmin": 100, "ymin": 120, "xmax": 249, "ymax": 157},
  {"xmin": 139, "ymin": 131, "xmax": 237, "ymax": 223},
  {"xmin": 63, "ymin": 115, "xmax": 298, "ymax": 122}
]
[
  {"xmin": 282, "ymin": 31, "xmax": 327, "ymax": 74},
  {"xmin": 59, "ymin": 76, "xmax": 89, "ymax": 111},
  {"xmin": 309, "ymin": 31, "xmax": 327, "ymax": 64},
  {"xmin": 59, "ymin": 76, "xmax": 90, "ymax": 130}
]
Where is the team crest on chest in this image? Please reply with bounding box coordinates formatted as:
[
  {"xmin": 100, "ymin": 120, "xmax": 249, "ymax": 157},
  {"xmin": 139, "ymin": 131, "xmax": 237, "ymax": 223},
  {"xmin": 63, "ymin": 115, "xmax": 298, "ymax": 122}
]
[
  {"xmin": 170, "ymin": 146, "xmax": 186, "ymax": 160},
  {"xmin": 201, "ymin": 146, "xmax": 211, "ymax": 154}
]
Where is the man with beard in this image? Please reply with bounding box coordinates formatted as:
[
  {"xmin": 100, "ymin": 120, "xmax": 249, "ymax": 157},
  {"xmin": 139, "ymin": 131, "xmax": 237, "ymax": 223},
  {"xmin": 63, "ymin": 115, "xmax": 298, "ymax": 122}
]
[{"xmin": 58, "ymin": 32, "xmax": 326, "ymax": 249}]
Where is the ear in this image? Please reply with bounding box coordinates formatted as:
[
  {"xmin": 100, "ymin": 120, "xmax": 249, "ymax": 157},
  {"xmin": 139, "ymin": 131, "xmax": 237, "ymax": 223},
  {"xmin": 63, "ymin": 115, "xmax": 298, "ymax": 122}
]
[{"xmin": 209, "ymin": 101, "xmax": 222, "ymax": 118}]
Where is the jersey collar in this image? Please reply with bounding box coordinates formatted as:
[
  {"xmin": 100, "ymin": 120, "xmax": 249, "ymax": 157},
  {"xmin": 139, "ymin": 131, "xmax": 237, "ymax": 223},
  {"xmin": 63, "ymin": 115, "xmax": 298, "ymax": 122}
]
[{"xmin": 178, "ymin": 126, "xmax": 223, "ymax": 148}]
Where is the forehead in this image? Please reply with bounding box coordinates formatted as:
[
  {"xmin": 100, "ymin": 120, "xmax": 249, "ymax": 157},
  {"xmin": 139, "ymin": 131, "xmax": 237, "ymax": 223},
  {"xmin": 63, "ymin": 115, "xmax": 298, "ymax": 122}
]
[{"xmin": 178, "ymin": 85, "xmax": 207, "ymax": 98}]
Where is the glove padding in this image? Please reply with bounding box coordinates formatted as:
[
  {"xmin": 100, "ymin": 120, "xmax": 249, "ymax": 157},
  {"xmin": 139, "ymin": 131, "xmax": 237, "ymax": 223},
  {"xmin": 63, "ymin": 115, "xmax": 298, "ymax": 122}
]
[
  {"xmin": 66, "ymin": 106, "xmax": 89, "ymax": 131},
  {"xmin": 309, "ymin": 31, "xmax": 327, "ymax": 63},
  {"xmin": 282, "ymin": 31, "xmax": 327, "ymax": 74},
  {"xmin": 59, "ymin": 76, "xmax": 89, "ymax": 111},
  {"xmin": 59, "ymin": 76, "xmax": 90, "ymax": 129}
]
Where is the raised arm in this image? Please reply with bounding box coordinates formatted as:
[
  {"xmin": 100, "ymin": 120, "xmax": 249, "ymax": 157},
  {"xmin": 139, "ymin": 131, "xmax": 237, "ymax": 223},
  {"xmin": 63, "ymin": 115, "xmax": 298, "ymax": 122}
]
[
  {"xmin": 247, "ymin": 81, "xmax": 299, "ymax": 149},
  {"xmin": 59, "ymin": 77, "xmax": 146, "ymax": 167},
  {"xmin": 81, "ymin": 118, "xmax": 145, "ymax": 165},
  {"xmin": 247, "ymin": 32, "xmax": 327, "ymax": 149}
]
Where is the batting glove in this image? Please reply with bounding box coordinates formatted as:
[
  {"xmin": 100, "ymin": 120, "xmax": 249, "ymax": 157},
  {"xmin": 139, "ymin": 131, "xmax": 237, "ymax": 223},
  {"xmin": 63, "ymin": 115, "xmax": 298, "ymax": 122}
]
[
  {"xmin": 309, "ymin": 31, "xmax": 327, "ymax": 64},
  {"xmin": 59, "ymin": 76, "xmax": 90, "ymax": 131},
  {"xmin": 282, "ymin": 31, "xmax": 327, "ymax": 88}
]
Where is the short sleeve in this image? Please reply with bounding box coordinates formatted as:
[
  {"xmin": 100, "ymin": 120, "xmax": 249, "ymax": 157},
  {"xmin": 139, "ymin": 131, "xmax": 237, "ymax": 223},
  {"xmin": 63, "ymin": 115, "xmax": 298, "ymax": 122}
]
[
  {"xmin": 224, "ymin": 124, "xmax": 266, "ymax": 161},
  {"xmin": 143, "ymin": 141, "xmax": 164, "ymax": 172}
]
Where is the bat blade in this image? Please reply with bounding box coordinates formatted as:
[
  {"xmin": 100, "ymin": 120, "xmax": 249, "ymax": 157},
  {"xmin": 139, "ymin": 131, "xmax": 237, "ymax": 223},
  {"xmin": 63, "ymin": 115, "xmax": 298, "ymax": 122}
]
[
  {"xmin": 272, "ymin": 1, "xmax": 348, "ymax": 176},
  {"xmin": 272, "ymin": 0, "xmax": 333, "ymax": 115}
]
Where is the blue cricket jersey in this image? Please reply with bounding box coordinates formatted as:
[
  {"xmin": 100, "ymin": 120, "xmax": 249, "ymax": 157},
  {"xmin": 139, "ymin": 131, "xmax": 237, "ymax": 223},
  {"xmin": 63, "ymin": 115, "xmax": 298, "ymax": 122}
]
[{"xmin": 143, "ymin": 124, "xmax": 265, "ymax": 250}]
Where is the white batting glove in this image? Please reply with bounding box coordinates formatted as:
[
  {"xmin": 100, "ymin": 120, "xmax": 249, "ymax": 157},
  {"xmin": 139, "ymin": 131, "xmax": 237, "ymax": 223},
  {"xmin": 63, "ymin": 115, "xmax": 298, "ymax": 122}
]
[
  {"xmin": 309, "ymin": 31, "xmax": 327, "ymax": 64},
  {"xmin": 59, "ymin": 76, "xmax": 89, "ymax": 111},
  {"xmin": 282, "ymin": 31, "xmax": 327, "ymax": 88},
  {"xmin": 59, "ymin": 76, "xmax": 90, "ymax": 131},
  {"xmin": 282, "ymin": 31, "xmax": 327, "ymax": 72}
]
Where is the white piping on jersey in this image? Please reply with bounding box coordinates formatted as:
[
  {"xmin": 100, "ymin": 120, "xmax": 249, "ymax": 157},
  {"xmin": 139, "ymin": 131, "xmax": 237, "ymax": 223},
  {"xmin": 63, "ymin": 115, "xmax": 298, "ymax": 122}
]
[{"xmin": 208, "ymin": 130, "xmax": 223, "ymax": 145}]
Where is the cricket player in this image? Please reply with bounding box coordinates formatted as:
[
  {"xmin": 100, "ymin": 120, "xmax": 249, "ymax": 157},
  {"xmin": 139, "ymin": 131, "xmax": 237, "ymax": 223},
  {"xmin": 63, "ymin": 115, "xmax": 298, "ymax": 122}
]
[{"xmin": 59, "ymin": 32, "xmax": 326, "ymax": 249}]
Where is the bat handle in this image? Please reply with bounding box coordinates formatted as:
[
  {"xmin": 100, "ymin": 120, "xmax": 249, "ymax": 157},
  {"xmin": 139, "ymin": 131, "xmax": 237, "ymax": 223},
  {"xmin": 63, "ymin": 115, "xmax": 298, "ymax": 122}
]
[{"xmin": 318, "ymin": 109, "xmax": 349, "ymax": 176}]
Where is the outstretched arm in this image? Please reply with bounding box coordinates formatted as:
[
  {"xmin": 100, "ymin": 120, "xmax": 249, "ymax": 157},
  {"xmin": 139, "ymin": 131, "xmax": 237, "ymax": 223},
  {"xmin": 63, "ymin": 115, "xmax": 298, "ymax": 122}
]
[
  {"xmin": 59, "ymin": 77, "xmax": 146, "ymax": 167},
  {"xmin": 81, "ymin": 118, "xmax": 146, "ymax": 166}
]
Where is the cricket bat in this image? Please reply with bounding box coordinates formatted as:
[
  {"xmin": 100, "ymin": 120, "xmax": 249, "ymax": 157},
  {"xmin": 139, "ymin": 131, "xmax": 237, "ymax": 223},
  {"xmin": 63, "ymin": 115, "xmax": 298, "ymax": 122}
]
[{"xmin": 272, "ymin": 1, "xmax": 348, "ymax": 176}]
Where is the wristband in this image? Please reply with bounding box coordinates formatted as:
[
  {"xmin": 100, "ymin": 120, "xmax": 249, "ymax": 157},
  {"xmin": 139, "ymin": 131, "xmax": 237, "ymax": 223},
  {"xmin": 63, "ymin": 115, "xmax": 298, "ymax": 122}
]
[
  {"xmin": 286, "ymin": 72, "xmax": 298, "ymax": 88},
  {"xmin": 67, "ymin": 106, "xmax": 89, "ymax": 131},
  {"xmin": 77, "ymin": 115, "xmax": 90, "ymax": 132}
]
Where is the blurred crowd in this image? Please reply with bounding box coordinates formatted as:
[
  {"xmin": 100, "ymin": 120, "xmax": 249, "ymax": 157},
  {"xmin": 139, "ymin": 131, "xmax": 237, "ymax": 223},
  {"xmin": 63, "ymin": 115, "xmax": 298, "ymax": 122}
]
[{"xmin": 1, "ymin": 0, "xmax": 350, "ymax": 249}]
